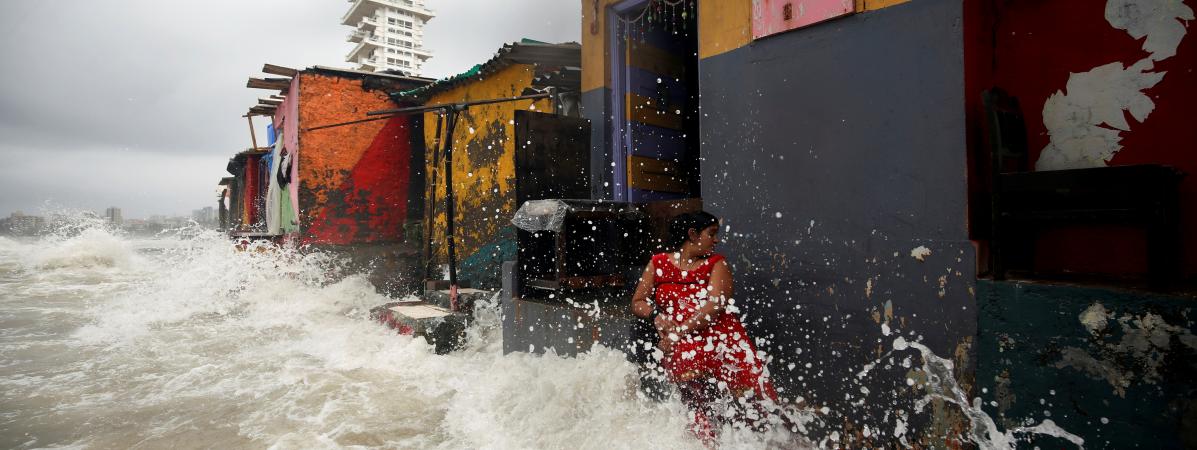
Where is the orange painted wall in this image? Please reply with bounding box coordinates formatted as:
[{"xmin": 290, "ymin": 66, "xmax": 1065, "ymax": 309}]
[{"xmin": 296, "ymin": 72, "xmax": 419, "ymax": 245}]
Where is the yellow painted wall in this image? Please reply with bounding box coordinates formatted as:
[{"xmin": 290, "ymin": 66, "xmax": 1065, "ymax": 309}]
[
  {"xmin": 697, "ymin": 0, "xmax": 753, "ymax": 59},
  {"xmin": 857, "ymin": 0, "xmax": 911, "ymax": 12},
  {"xmin": 581, "ymin": 0, "xmax": 622, "ymax": 92},
  {"xmin": 582, "ymin": 0, "xmax": 914, "ymax": 84},
  {"xmin": 422, "ymin": 63, "xmax": 554, "ymax": 269}
]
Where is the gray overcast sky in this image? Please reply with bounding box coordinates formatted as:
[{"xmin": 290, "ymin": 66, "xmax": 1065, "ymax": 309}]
[{"xmin": 0, "ymin": 0, "xmax": 579, "ymax": 219}]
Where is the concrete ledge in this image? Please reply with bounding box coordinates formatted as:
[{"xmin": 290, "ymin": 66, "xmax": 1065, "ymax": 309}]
[
  {"xmin": 424, "ymin": 288, "xmax": 494, "ymax": 313},
  {"xmin": 370, "ymin": 301, "xmax": 470, "ymax": 354}
]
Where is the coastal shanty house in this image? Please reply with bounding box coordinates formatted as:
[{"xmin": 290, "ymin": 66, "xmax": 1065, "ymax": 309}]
[
  {"xmin": 391, "ymin": 41, "xmax": 585, "ymax": 291},
  {"xmin": 495, "ymin": 0, "xmax": 1195, "ymax": 446},
  {"xmin": 231, "ymin": 64, "xmax": 432, "ymax": 292},
  {"xmin": 223, "ymin": 148, "xmax": 270, "ymax": 236}
]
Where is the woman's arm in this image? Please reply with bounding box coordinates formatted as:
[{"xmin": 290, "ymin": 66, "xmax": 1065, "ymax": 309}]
[
  {"xmin": 630, "ymin": 261, "xmax": 656, "ymax": 319},
  {"xmin": 631, "ymin": 261, "xmax": 677, "ymax": 352},
  {"xmin": 669, "ymin": 259, "xmax": 734, "ymax": 336}
]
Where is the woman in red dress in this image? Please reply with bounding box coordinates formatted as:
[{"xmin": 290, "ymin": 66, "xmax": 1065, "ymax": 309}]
[{"xmin": 631, "ymin": 211, "xmax": 779, "ymax": 440}]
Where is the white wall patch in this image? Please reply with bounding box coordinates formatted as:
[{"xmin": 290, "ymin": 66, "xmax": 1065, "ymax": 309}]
[{"xmin": 1036, "ymin": 0, "xmax": 1192, "ymax": 171}]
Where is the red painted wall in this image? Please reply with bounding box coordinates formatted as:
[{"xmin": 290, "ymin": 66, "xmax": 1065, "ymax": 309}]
[
  {"xmin": 294, "ymin": 72, "xmax": 419, "ymax": 246},
  {"xmin": 966, "ymin": 0, "xmax": 1197, "ymax": 277},
  {"xmin": 243, "ymin": 154, "xmax": 261, "ymax": 228},
  {"xmin": 304, "ymin": 117, "xmax": 413, "ymax": 245}
]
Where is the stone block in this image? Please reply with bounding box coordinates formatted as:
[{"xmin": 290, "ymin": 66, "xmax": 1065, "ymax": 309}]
[{"xmin": 370, "ymin": 301, "xmax": 470, "ymax": 354}]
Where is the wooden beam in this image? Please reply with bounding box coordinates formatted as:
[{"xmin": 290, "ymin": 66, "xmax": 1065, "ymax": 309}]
[
  {"xmin": 247, "ymin": 116, "xmax": 259, "ymax": 150},
  {"xmin": 626, "ymin": 93, "xmax": 684, "ymax": 130},
  {"xmin": 248, "ymin": 105, "xmax": 277, "ymax": 116},
  {"xmin": 627, "ymin": 155, "xmax": 687, "ymax": 193},
  {"xmin": 247, "ymin": 77, "xmax": 291, "ymax": 90},
  {"xmin": 262, "ymin": 64, "xmax": 299, "ymax": 77},
  {"xmin": 257, "ymin": 98, "xmax": 282, "ymax": 106}
]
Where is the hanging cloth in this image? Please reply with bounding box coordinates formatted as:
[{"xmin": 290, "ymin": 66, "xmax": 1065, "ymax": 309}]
[
  {"xmin": 279, "ymin": 183, "xmax": 299, "ymax": 233},
  {"xmin": 276, "ymin": 132, "xmax": 299, "ymax": 234},
  {"xmin": 277, "ymin": 147, "xmax": 292, "ymax": 186},
  {"xmin": 264, "ymin": 135, "xmax": 283, "ymax": 235}
]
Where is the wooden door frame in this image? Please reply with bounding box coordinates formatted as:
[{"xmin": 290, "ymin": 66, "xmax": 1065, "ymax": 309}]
[{"xmin": 608, "ymin": 0, "xmax": 650, "ymax": 201}]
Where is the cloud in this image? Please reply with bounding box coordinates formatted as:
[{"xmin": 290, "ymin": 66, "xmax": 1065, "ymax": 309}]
[
  {"xmin": 421, "ymin": 0, "xmax": 581, "ymax": 77},
  {"xmin": 0, "ymin": 0, "xmax": 580, "ymax": 218}
]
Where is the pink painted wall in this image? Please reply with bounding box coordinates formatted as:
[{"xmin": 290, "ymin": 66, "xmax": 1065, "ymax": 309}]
[{"xmin": 752, "ymin": 0, "xmax": 853, "ymax": 38}]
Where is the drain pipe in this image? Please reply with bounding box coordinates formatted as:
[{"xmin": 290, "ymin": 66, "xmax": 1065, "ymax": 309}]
[{"xmin": 441, "ymin": 105, "xmax": 464, "ymax": 311}]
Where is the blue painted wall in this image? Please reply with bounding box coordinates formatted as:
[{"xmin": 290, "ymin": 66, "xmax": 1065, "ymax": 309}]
[
  {"xmin": 977, "ymin": 280, "xmax": 1197, "ymax": 449},
  {"xmin": 696, "ymin": 0, "xmax": 976, "ymax": 439}
]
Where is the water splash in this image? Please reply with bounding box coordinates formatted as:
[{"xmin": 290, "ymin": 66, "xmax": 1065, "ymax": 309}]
[
  {"xmin": 856, "ymin": 336, "xmax": 1086, "ymax": 449},
  {"xmin": 0, "ymin": 221, "xmax": 716, "ymax": 449},
  {"xmin": 0, "ymin": 217, "xmax": 1086, "ymax": 448}
]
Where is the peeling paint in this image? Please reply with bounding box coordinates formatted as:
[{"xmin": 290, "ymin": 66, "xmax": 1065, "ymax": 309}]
[
  {"xmin": 1036, "ymin": 0, "xmax": 1192, "ymax": 170},
  {"xmin": 423, "ymin": 63, "xmax": 553, "ymax": 288},
  {"xmin": 910, "ymin": 245, "xmax": 931, "ymax": 261},
  {"xmin": 1079, "ymin": 302, "xmax": 1111, "ymax": 334},
  {"xmin": 1106, "ymin": 0, "xmax": 1194, "ymax": 61},
  {"xmin": 1055, "ymin": 307, "xmax": 1197, "ymax": 397}
]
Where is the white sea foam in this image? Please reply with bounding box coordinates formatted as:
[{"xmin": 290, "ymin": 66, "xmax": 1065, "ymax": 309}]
[
  {"xmin": 1, "ymin": 225, "xmax": 779, "ymax": 449},
  {"xmin": 0, "ymin": 221, "xmax": 1078, "ymax": 449}
]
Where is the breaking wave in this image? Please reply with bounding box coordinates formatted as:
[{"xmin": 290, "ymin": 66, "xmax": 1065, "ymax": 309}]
[
  {"xmin": 1, "ymin": 222, "xmax": 801, "ymax": 449},
  {"xmin": 0, "ymin": 218, "xmax": 1078, "ymax": 449},
  {"xmin": 30, "ymin": 227, "xmax": 140, "ymax": 270}
]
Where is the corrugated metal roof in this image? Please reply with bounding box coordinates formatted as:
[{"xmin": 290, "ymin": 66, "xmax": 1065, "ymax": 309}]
[
  {"xmin": 531, "ymin": 66, "xmax": 582, "ymax": 90},
  {"xmin": 392, "ymin": 40, "xmax": 581, "ymax": 102},
  {"xmin": 308, "ymin": 65, "xmax": 436, "ymax": 84}
]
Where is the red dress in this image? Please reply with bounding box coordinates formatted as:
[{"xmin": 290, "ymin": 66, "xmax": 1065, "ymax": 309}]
[{"xmin": 651, "ymin": 253, "xmax": 778, "ymax": 402}]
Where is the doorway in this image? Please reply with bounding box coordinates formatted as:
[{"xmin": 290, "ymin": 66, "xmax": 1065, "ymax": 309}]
[{"xmin": 609, "ymin": 0, "xmax": 700, "ymax": 202}]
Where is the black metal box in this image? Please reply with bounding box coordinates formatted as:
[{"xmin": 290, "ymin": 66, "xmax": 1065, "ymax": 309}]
[{"xmin": 513, "ymin": 199, "xmax": 649, "ymax": 294}]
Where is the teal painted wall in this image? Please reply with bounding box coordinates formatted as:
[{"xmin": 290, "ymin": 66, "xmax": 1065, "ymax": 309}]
[{"xmin": 977, "ymin": 280, "xmax": 1197, "ymax": 449}]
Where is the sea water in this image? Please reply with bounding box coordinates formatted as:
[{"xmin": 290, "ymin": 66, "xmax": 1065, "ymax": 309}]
[
  {"xmin": 0, "ymin": 219, "xmax": 1078, "ymax": 449},
  {"xmin": 0, "ymin": 221, "xmax": 807, "ymax": 449}
]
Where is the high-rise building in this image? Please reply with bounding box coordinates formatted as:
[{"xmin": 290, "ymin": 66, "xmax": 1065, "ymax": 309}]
[
  {"xmin": 104, "ymin": 207, "xmax": 123, "ymax": 226},
  {"xmin": 192, "ymin": 207, "xmax": 217, "ymax": 228},
  {"xmin": 342, "ymin": 0, "xmax": 435, "ymax": 75}
]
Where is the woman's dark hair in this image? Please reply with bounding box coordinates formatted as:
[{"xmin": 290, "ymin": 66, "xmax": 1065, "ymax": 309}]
[{"xmin": 667, "ymin": 211, "xmax": 719, "ymax": 250}]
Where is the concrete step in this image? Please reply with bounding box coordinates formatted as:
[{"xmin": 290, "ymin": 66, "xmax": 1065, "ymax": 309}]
[
  {"xmin": 424, "ymin": 288, "xmax": 494, "ymax": 313},
  {"xmin": 370, "ymin": 300, "xmax": 470, "ymax": 354}
]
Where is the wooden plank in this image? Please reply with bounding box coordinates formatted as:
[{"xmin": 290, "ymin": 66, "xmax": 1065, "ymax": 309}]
[
  {"xmin": 257, "ymin": 98, "xmax": 282, "ymax": 106},
  {"xmin": 629, "ymin": 121, "xmax": 686, "ymax": 160},
  {"xmin": 628, "ymin": 42, "xmax": 685, "ymax": 78},
  {"xmin": 627, "ymin": 155, "xmax": 687, "ymax": 193},
  {"xmin": 247, "ymin": 77, "xmax": 291, "ymax": 90},
  {"xmin": 262, "ymin": 63, "xmax": 299, "ymax": 77},
  {"xmin": 626, "ymin": 93, "xmax": 683, "ymax": 130}
]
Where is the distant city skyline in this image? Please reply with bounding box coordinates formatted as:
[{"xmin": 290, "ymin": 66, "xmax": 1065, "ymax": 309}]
[{"xmin": 4, "ymin": 206, "xmax": 209, "ymax": 222}]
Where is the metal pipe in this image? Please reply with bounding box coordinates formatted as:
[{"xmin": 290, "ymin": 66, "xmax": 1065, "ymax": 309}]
[
  {"xmin": 303, "ymin": 93, "xmax": 551, "ymax": 132},
  {"xmin": 423, "ymin": 112, "xmax": 444, "ymax": 280},
  {"xmin": 441, "ymin": 106, "xmax": 462, "ymax": 311},
  {"xmin": 367, "ymin": 93, "xmax": 551, "ymax": 117}
]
